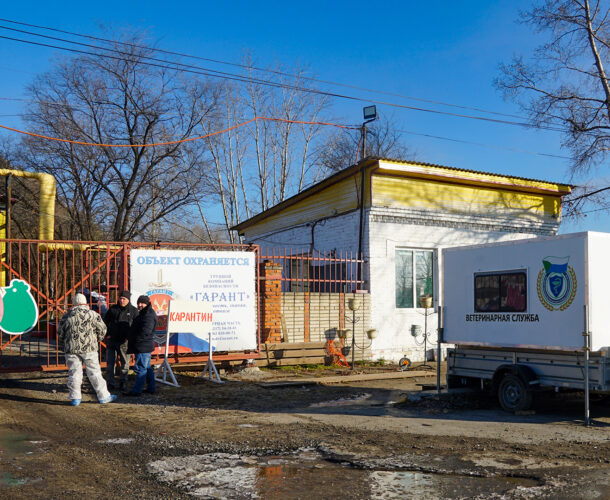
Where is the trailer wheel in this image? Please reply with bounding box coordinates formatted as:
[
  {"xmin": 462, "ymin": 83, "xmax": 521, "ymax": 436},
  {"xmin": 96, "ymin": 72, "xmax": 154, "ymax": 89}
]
[{"xmin": 498, "ymin": 374, "xmax": 532, "ymax": 412}]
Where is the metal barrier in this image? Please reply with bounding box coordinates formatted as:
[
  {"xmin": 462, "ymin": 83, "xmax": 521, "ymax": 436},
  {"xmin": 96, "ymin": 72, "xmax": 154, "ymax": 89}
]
[
  {"xmin": 258, "ymin": 248, "xmax": 364, "ymax": 293},
  {"xmin": 0, "ymin": 241, "xmax": 364, "ymax": 373},
  {"xmin": 0, "ymin": 239, "xmax": 258, "ymax": 372}
]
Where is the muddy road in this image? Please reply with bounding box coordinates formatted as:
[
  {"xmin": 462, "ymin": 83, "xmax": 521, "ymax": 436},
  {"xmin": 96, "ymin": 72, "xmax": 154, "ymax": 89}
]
[{"xmin": 1, "ymin": 364, "xmax": 609, "ymax": 499}]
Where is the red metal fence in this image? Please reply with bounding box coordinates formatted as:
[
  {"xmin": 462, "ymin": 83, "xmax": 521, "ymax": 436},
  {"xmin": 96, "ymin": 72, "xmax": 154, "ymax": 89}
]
[
  {"xmin": 258, "ymin": 248, "xmax": 364, "ymax": 293},
  {"xmin": 0, "ymin": 239, "xmax": 364, "ymax": 373},
  {"xmin": 0, "ymin": 239, "xmax": 258, "ymax": 372}
]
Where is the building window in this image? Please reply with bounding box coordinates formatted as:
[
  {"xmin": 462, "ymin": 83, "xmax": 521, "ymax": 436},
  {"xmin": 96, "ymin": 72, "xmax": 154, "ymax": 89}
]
[
  {"xmin": 395, "ymin": 249, "xmax": 434, "ymax": 308},
  {"xmin": 474, "ymin": 271, "xmax": 527, "ymax": 312}
]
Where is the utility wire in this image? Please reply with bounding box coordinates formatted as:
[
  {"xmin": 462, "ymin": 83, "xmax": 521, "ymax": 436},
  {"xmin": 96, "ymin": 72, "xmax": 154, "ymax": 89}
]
[
  {"xmin": 564, "ymin": 185, "xmax": 610, "ymax": 202},
  {"xmin": 0, "ymin": 116, "xmax": 358, "ymax": 147},
  {"xmin": 0, "ymin": 17, "xmax": 536, "ymax": 122},
  {"xmin": 563, "ymin": 205, "xmax": 610, "ymax": 217},
  {"xmin": 395, "ymin": 128, "xmax": 570, "ymax": 159},
  {"xmin": 0, "ymin": 97, "xmax": 573, "ymax": 160},
  {"xmin": 0, "ymin": 32, "xmax": 567, "ymax": 133}
]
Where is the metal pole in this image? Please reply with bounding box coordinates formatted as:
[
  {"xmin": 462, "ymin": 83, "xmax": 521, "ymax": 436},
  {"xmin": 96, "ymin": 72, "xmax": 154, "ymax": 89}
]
[
  {"xmin": 361, "ymin": 123, "xmax": 367, "ymax": 159},
  {"xmin": 356, "ymin": 163, "xmax": 366, "ymax": 288},
  {"xmin": 5, "ymin": 174, "xmax": 11, "ymax": 239},
  {"xmin": 437, "ymin": 305, "xmax": 443, "ymax": 395},
  {"xmin": 423, "ymin": 308, "xmax": 428, "ymax": 366},
  {"xmin": 583, "ymin": 304, "xmax": 590, "ymax": 426},
  {"xmin": 351, "ymin": 308, "xmax": 356, "ymax": 370}
]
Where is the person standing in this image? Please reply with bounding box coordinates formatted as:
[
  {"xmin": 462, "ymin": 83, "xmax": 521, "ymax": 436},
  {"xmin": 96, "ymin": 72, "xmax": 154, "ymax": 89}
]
[
  {"xmin": 57, "ymin": 293, "xmax": 117, "ymax": 406},
  {"xmin": 104, "ymin": 290, "xmax": 138, "ymax": 390},
  {"xmin": 125, "ymin": 295, "xmax": 157, "ymax": 396}
]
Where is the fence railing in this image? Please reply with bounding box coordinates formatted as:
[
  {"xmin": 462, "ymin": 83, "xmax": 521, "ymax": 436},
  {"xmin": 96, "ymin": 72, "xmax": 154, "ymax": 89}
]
[
  {"xmin": 0, "ymin": 240, "xmax": 366, "ymax": 373},
  {"xmin": 0, "ymin": 239, "xmax": 258, "ymax": 372},
  {"xmin": 258, "ymin": 248, "xmax": 365, "ymax": 293}
]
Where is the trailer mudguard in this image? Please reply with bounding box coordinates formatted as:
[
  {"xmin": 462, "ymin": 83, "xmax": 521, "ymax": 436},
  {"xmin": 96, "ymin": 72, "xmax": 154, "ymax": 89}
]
[{"xmin": 493, "ymin": 364, "xmax": 539, "ymax": 389}]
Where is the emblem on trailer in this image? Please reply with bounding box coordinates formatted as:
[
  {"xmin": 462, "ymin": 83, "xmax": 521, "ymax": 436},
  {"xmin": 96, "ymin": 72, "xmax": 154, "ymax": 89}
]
[{"xmin": 537, "ymin": 256, "xmax": 577, "ymax": 311}]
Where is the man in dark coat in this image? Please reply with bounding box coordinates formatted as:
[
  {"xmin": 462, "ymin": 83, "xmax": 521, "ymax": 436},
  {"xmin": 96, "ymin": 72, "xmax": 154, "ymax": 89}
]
[
  {"xmin": 103, "ymin": 290, "xmax": 138, "ymax": 390},
  {"xmin": 125, "ymin": 295, "xmax": 157, "ymax": 396}
]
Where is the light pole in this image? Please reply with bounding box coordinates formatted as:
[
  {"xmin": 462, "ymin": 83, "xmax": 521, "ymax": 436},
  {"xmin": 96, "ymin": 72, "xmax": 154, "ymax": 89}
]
[
  {"xmin": 361, "ymin": 105, "xmax": 377, "ymax": 159},
  {"xmin": 348, "ymin": 297, "xmax": 361, "ymax": 370}
]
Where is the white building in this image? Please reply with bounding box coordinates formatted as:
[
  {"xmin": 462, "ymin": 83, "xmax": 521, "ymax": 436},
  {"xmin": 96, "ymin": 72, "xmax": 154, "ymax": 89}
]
[{"xmin": 233, "ymin": 158, "xmax": 571, "ymax": 362}]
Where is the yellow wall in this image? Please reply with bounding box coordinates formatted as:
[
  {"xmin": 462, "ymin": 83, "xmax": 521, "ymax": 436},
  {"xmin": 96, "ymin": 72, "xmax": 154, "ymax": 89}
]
[
  {"xmin": 371, "ymin": 174, "xmax": 560, "ymax": 220},
  {"xmin": 242, "ymin": 175, "xmax": 366, "ymax": 237},
  {"xmin": 237, "ymin": 160, "xmax": 568, "ymax": 238}
]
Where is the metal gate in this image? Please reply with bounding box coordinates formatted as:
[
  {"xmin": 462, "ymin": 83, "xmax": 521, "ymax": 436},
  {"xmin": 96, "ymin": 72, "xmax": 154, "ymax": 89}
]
[{"xmin": 0, "ymin": 238, "xmax": 260, "ymax": 372}]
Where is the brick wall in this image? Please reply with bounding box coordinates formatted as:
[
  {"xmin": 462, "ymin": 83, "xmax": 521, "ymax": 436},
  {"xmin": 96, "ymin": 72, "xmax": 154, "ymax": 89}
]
[
  {"xmin": 259, "ymin": 260, "xmax": 283, "ymax": 343},
  {"xmin": 281, "ymin": 292, "xmax": 372, "ymax": 360}
]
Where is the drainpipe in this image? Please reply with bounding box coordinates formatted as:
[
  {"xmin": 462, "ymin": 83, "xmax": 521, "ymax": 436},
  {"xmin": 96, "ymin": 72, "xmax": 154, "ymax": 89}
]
[
  {"xmin": 5, "ymin": 175, "xmax": 11, "ymax": 239},
  {"xmin": 356, "ymin": 162, "xmax": 366, "ymax": 290}
]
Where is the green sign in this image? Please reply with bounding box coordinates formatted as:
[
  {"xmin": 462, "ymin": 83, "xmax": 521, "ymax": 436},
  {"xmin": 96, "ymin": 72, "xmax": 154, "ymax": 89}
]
[{"xmin": 0, "ymin": 279, "xmax": 39, "ymax": 334}]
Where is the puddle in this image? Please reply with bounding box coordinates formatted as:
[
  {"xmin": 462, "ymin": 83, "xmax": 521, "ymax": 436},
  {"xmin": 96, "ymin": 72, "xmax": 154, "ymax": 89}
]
[
  {"xmin": 0, "ymin": 430, "xmax": 36, "ymax": 456},
  {"xmin": 97, "ymin": 438, "xmax": 134, "ymax": 444},
  {"xmin": 148, "ymin": 450, "xmax": 540, "ymax": 499},
  {"xmin": 369, "ymin": 470, "xmax": 538, "ymax": 499},
  {"xmin": 308, "ymin": 393, "xmax": 372, "ymax": 408},
  {"xmin": 0, "ymin": 472, "xmax": 30, "ymax": 486}
]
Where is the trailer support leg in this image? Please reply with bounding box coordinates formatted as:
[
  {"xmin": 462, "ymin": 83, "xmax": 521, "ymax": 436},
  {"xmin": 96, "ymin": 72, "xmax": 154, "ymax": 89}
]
[
  {"xmin": 583, "ymin": 305, "xmax": 590, "ymax": 427},
  {"xmin": 437, "ymin": 306, "xmax": 443, "ymax": 396}
]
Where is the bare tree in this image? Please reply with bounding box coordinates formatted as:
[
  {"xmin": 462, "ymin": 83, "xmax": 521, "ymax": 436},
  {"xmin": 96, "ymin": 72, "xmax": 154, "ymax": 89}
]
[
  {"xmin": 496, "ymin": 0, "xmax": 610, "ymax": 174},
  {"xmin": 318, "ymin": 116, "xmax": 414, "ymax": 174},
  {"xmin": 194, "ymin": 59, "xmax": 330, "ymax": 241},
  {"xmin": 244, "ymin": 61, "xmax": 329, "ymax": 210},
  {"xmin": 15, "ymin": 31, "xmax": 219, "ymax": 241}
]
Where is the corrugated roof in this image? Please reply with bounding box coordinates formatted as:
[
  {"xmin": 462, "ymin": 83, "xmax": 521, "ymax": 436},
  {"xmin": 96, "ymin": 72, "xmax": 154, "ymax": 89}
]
[
  {"xmin": 372, "ymin": 156, "xmax": 574, "ymax": 187},
  {"xmin": 232, "ymin": 157, "xmax": 572, "ymax": 232}
]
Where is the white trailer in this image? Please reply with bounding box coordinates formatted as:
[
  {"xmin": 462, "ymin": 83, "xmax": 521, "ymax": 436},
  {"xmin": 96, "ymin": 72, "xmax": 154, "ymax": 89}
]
[{"xmin": 441, "ymin": 232, "xmax": 610, "ymax": 420}]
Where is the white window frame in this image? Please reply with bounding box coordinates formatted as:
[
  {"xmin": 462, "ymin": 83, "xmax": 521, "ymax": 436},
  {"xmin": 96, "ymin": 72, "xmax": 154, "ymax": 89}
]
[{"xmin": 395, "ymin": 248, "xmax": 435, "ymax": 309}]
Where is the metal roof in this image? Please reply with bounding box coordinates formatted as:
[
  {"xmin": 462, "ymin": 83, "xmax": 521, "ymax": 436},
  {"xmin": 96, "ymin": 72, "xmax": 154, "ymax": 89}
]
[
  {"xmin": 370, "ymin": 156, "xmax": 574, "ymax": 187},
  {"xmin": 232, "ymin": 157, "xmax": 572, "ymax": 232}
]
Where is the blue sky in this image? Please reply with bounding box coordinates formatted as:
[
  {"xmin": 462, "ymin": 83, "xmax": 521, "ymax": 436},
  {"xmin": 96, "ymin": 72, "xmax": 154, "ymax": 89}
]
[{"xmin": 0, "ymin": 1, "xmax": 606, "ymax": 232}]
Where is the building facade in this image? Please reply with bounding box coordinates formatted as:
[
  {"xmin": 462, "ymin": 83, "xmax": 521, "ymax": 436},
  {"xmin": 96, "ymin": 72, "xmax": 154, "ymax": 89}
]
[{"xmin": 233, "ymin": 158, "xmax": 571, "ymax": 362}]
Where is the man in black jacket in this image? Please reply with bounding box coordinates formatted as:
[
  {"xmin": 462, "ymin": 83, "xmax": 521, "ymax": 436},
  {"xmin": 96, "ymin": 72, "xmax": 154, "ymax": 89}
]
[
  {"xmin": 125, "ymin": 295, "xmax": 157, "ymax": 396},
  {"xmin": 103, "ymin": 290, "xmax": 138, "ymax": 390}
]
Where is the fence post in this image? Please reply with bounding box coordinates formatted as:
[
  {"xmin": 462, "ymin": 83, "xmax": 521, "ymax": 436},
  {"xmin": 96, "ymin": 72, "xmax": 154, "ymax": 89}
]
[
  {"xmin": 303, "ymin": 292, "xmax": 310, "ymax": 342},
  {"xmin": 259, "ymin": 260, "xmax": 283, "ymax": 344}
]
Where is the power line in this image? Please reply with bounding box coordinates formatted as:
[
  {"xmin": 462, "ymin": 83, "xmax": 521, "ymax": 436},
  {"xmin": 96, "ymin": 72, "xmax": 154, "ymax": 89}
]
[
  {"xmin": 0, "ymin": 17, "xmax": 537, "ymax": 122},
  {"xmin": 564, "ymin": 205, "xmax": 610, "ymax": 217},
  {"xmin": 395, "ymin": 128, "xmax": 570, "ymax": 159},
  {"xmin": 0, "ymin": 31, "xmax": 567, "ymax": 133},
  {"xmin": 0, "ymin": 116, "xmax": 358, "ymax": 147},
  {"xmin": 0, "ymin": 95, "xmax": 571, "ymax": 160},
  {"xmin": 564, "ymin": 185, "xmax": 610, "ymax": 202}
]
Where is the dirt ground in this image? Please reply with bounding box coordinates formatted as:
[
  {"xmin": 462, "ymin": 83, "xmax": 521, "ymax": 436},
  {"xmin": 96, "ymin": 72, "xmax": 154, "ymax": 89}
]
[{"xmin": 1, "ymin": 362, "xmax": 609, "ymax": 499}]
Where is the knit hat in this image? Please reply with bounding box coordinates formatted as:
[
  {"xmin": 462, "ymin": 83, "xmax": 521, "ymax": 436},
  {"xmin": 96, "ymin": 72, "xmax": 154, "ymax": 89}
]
[
  {"xmin": 73, "ymin": 293, "xmax": 87, "ymax": 306},
  {"xmin": 137, "ymin": 295, "xmax": 150, "ymax": 305},
  {"xmin": 119, "ymin": 290, "xmax": 131, "ymax": 300}
]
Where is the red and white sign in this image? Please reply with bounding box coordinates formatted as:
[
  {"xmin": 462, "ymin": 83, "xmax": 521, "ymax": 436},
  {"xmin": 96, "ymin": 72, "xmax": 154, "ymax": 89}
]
[
  {"xmin": 130, "ymin": 249, "xmax": 256, "ymax": 351},
  {"xmin": 166, "ymin": 300, "xmax": 213, "ymax": 338}
]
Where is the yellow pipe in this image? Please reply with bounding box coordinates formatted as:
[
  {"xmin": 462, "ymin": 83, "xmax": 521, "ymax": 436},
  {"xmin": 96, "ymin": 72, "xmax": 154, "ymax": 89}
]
[
  {"xmin": 0, "ymin": 211, "xmax": 4, "ymax": 286},
  {"xmin": 0, "ymin": 169, "xmax": 56, "ymax": 241}
]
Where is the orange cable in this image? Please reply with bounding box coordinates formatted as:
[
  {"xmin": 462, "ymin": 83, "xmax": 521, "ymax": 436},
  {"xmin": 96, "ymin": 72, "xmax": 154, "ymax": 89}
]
[{"xmin": 0, "ymin": 116, "xmax": 357, "ymax": 148}]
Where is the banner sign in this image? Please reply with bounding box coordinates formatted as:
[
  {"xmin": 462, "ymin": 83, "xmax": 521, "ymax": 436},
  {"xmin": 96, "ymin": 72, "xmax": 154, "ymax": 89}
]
[
  {"xmin": 130, "ymin": 249, "xmax": 256, "ymax": 351},
  {"xmin": 167, "ymin": 300, "xmax": 213, "ymax": 336}
]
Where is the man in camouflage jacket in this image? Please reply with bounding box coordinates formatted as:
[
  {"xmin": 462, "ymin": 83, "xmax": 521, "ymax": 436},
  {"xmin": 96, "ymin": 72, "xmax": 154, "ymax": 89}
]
[{"xmin": 58, "ymin": 293, "xmax": 117, "ymax": 406}]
